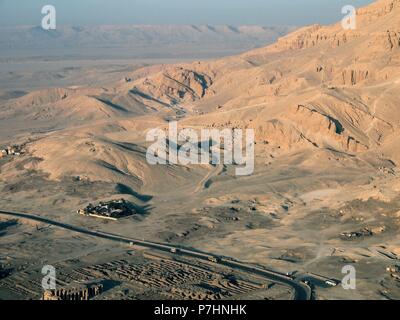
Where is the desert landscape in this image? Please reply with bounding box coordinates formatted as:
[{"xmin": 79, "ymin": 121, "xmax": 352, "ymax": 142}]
[{"xmin": 1, "ymin": 0, "xmax": 400, "ymax": 300}]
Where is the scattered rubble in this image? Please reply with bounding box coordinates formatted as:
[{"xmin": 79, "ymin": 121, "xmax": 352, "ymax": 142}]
[
  {"xmin": 378, "ymin": 166, "xmax": 396, "ymax": 175},
  {"xmin": 370, "ymin": 226, "xmax": 386, "ymax": 234},
  {"xmin": 341, "ymin": 225, "xmax": 386, "ymax": 240},
  {"xmin": 0, "ymin": 264, "xmax": 11, "ymax": 280},
  {"xmin": 78, "ymin": 199, "xmax": 136, "ymax": 220},
  {"xmin": 386, "ymin": 265, "xmax": 400, "ymax": 273},
  {"xmin": 0, "ymin": 145, "xmax": 25, "ymax": 158},
  {"xmin": 340, "ymin": 228, "xmax": 373, "ymax": 240},
  {"xmin": 386, "ymin": 265, "xmax": 400, "ymax": 281}
]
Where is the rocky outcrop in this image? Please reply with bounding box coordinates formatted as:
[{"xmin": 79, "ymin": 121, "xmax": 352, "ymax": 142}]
[
  {"xmin": 357, "ymin": 0, "xmax": 400, "ymax": 21},
  {"xmin": 377, "ymin": 30, "xmax": 400, "ymax": 50},
  {"xmin": 340, "ymin": 69, "xmax": 370, "ymax": 86},
  {"xmin": 274, "ymin": 27, "xmax": 362, "ymax": 51},
  {"xmin": 280, "ymin": 104, "xmax": 368, "ymax": 153},
  {"xmin": 268, "ymin": 0, "xmax": 400, "ymax": 53},
  {"xmin": 133, "ymin": 67, "xmax": 213, "ymax": 105}
]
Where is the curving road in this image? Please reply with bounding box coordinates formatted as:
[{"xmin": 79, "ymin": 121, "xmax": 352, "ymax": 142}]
[{"xmin": 0, "ymin": 209, "xmax": 311, "ymax": 300}]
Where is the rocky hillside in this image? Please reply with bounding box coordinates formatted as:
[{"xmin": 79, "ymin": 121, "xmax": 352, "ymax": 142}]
[{"xmin": 2, "ymin": 0, "xmax": 400, "ymax": 185}]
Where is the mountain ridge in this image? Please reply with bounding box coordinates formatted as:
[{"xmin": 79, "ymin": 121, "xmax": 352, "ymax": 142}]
[
  {"xmin": 0, "ymin": 24, "xmax": 296, "ymax": 50},
  {"xmin": 2, "ymin": 0, "xmax": 400, "ymax": 183}
]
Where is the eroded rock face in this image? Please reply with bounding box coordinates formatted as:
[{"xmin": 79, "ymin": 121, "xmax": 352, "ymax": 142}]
[
  {"xmin": 266, "ymin": 0, "xmax": 400, "ymax": 53},
  {"xmin": 272, "ymin": 26, "xmax": 362, "ymax": 51},
  {"xmin": 133, "ymin": 67, "xmax": 213, "ymax": 105},
  {"xmin": 3, "ymin": 0, "xmax": 400, "ymax": 185},
  {"xmin": 250, "ymin": 105, "xmax": 369, "ymax": 154},
  {"xmin": 273, "ymin": 26, "xmax": 399, "ymax": 53},
  {"xmin": 357, "ymin": 0, "xmax": 400, "ymax": 20},
  {"xmin": 340, "ymin": 69, "xmax": 370, "ymax": 86}
]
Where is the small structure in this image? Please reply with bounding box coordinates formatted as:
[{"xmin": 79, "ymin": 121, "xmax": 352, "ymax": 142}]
[
  {"xmin": 78, "ymin": 199, "xmax": 135, "ymax": 220},
  {"xmin": 0, "ymin": 144, "xmax": 25, "ymax": 158},
  {"xmin": 340, "ymin": 228, "xmax": 373, "ymax": 240},
  {"xmin": 42, "ymin": 283, "xmax": 103, "ymax": 301},
  {"xmin": 386, "ymin": 265, "xmax": 400, "ymax": 273}
]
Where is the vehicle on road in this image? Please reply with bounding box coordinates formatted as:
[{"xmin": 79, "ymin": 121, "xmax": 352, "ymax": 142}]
[
  {"xmin": 208, "ymin": 256, "xmax": 220, "ymax": 263},
  {"xmin": 325, "ymin": 280, "xmax": 338, "ymax": 287},
  {"xmin": 0, "ymin": 209, "xmax": 312, "ymax": 300}
]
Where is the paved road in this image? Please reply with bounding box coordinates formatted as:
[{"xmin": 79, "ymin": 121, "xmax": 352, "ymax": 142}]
[{"xmin": 0, "ymin": 209, "xmax": 311, "ymax": 300}]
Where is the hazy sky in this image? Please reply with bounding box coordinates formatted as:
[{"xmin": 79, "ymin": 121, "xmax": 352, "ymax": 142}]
[{"xmin": 0, "ymin": 0, "xmax": 374, "ymax": 26}]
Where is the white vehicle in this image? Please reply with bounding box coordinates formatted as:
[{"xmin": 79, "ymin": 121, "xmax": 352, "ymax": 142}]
[{"xmin": 325, "ymin": 280, "xmax": 338, "ymax": 287}]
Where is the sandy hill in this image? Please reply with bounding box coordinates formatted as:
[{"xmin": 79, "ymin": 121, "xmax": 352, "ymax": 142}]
[
  {"xmin": 171, "ymin": 0, "xmax": 400, "ymax": 162},
  {"xmin": 2, "ymin": 0, "xmax": 400, "ymax": 189}
]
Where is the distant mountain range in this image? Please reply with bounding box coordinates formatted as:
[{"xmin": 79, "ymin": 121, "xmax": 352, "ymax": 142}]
[{"xmin": 0, "ymin": 25, "xmax": 297, "ymax": 59}]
